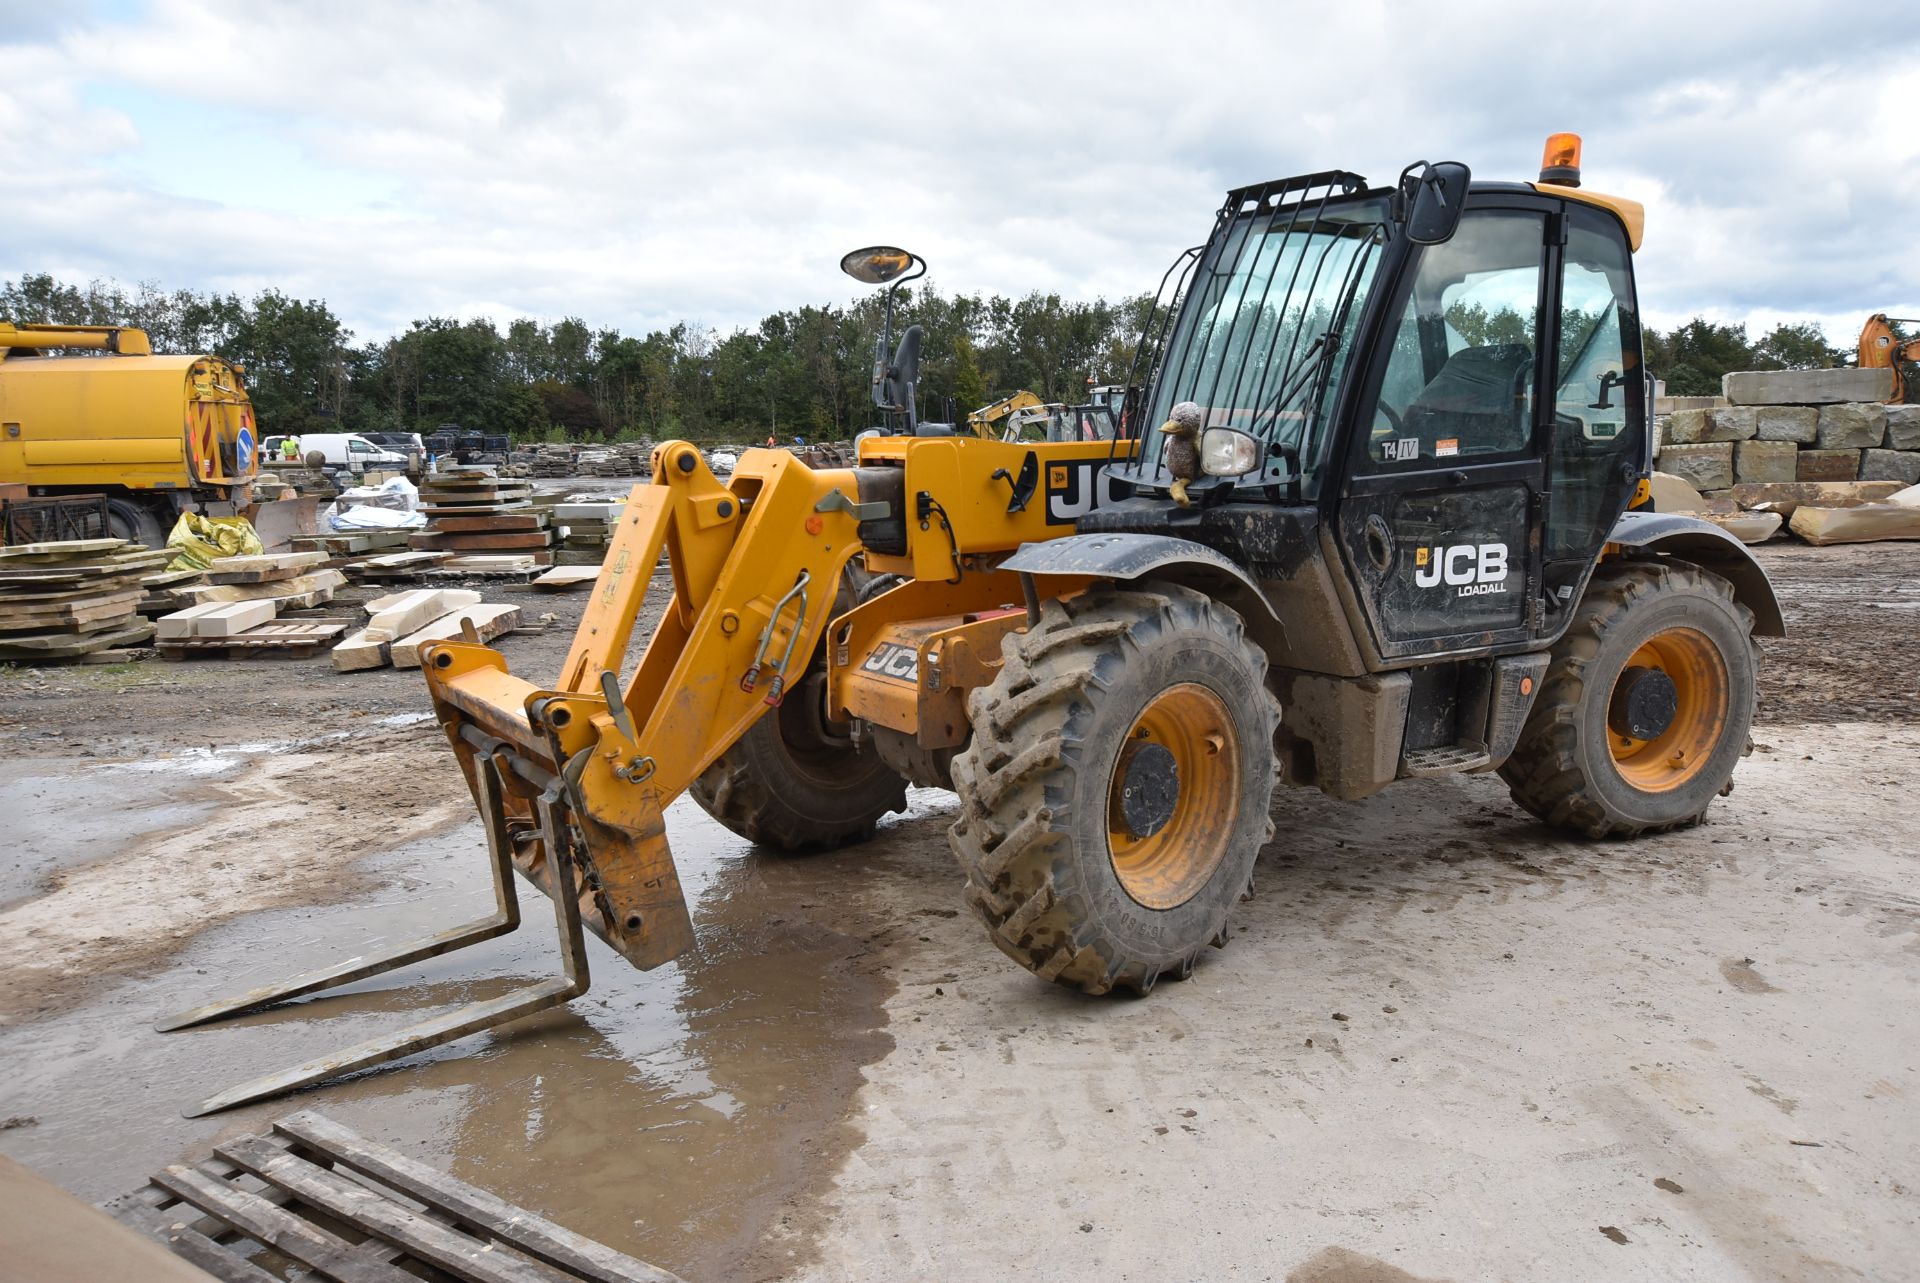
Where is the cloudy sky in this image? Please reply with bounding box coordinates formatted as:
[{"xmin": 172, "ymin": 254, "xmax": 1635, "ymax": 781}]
[{"xmin": 3, "ymin": 1, "xmax": 1916, "ymax": 347}]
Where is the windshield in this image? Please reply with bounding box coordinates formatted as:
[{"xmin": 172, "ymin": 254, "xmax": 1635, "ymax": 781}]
[{"xmin": 1137, "ymin": 192, "xmax": 1390, "ymax": 489}]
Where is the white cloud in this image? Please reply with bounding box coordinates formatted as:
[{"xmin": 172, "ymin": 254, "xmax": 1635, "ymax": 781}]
[{"xmin": 0, "ymin": 0, "xmax": 1915, "ymax": 348}]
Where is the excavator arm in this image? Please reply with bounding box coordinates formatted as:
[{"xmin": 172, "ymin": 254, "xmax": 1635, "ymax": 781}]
[{"xmin": 1858, "ymin": 313, "xmax": 1920, "ymax": 403}]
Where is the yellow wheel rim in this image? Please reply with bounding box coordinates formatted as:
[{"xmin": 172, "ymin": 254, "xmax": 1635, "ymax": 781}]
[
  {"xmin": 1106, "ymin": 683, "xmax": 1240, "ymax": 910},
  {"xmin": 1607, "ymin": 626, "xmax": 1730, "ymax": 793}
]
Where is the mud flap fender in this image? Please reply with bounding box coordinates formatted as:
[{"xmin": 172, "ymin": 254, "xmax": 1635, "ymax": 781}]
[
  {"xmin": 999, "ymin": 532, "xmax": 1286, "ymax": 650},
  {"xmin": 1608, "ymin": 511, "xmax": 1784, "ymax": 637}
]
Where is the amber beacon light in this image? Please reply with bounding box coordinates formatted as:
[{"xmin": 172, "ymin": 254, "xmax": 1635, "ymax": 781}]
[{"xmin": 1539, "ymin": 132, "xmax": 1583, "ymax": 187}]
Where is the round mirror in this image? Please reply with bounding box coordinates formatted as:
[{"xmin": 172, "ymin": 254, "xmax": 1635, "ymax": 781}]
[{"xmin": 840, "ymin": 246, "xmax": 917, "ymax": 285}]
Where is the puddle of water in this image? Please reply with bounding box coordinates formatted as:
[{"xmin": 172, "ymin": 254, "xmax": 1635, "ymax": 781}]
[
  {"xmin": 0, "ymin": 758, "xmax": 217, "ymax": 906},
  {"xmin": 0, "ymin": 787, "xmax": 930, "ymax": 1280},
  {"xmin": 92, "ymin": 711, "xmax": 438, "ymax": 776}
]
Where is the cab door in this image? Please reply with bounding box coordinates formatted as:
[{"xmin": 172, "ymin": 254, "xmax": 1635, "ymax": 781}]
[{"xmin": 1333, "ymin": 204, "xmax": 1552, "ymax": 660}]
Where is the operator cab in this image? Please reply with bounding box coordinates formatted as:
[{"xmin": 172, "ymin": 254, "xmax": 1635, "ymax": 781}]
[{"xmin": 1088, "ymin": 134, "xmax": 1650, "ymax": 666}]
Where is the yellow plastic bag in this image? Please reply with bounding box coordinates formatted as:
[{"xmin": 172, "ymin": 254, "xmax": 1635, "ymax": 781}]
[{"xmin": 166, "ymin": 512, "xmax": 264, "ymax": 572}]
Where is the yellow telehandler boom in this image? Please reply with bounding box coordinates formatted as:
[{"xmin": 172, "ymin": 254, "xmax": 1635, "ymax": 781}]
[{"xmin": 165, "ymin": 429, "xmax": 1129, "ymax": 1114}]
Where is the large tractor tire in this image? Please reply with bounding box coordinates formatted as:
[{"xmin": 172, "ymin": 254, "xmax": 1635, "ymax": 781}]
[
  {"xmin": 948, "ymin": 581, "xmax": 1278, "ymax": 995},
  {"xmin": 691, "ymin": 568, "xmax": 908, "ymax": 852},
  {"xmin": 105, "ymin": 497, "xmax": 168, "ymax": 549},
  {"xmin": 1500, "ymin": 560, "xmax": 1757, "ymax": 837}
]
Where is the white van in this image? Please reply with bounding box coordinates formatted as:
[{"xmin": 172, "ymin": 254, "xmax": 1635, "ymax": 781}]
[{"xmin": 277, "ymin": 433, "xmax": 408, "ymax": 474}]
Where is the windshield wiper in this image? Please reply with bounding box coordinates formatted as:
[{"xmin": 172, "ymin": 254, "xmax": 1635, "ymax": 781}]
[{"xmin": 1259, "ymin": 329, "xmax": 1336, "ymax": 430}]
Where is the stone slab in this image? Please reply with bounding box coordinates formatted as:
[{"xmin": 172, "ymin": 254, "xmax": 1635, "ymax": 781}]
[
  {"xmin": 193, "ymin": 599, "xmax": 277, "ymax": 637},
  {"xmin": 1816, "ymin": 403, "xmax": 1888, "ymax": 449},
  {"xmin": 174, "ymin": 569, "xmax": 348, "ymax": 606},
  {"xmin": 1753, "ymin": 406, "xmax": 1819, "ymax": 443},
  {"xmin": 1733, "ymin": 439, "xmax": 1798, "ymax": 484},
  {"xmin": 1663, "ymin": 406, "xmax": 1756, "ymax": 444},
  {"xmin": 1729, "ymin": 480, "xmax": 1905, "ymax": 516},
  {"xmin": 1797, "ymin": 449, "xmax": 1861, "ymax": 482},
  {"xmin": 390, "ymin": 604, "xmax": 521, "ymax": 668},
  {"xmin": 1789, "ymin": 503, "xmax": 1920, "ymax": 545},
  {"xmin": 330, "ymin": 628, "xmax": 393, "ymax": 671},
  {"xmin": 364, "ymin": 588, "xmax": 483, "ymax": 643},
  {"xmin": 1656, "ymin": 442, "xmax": 1733, "ymax": 492},
  {"xmin": 1860, "ymin": 449, "xmax": 1920, "ymax": 485},
  {"xmin": 154, "ymin": 601, "xmax": 228, "ymax": 640},
  {"xmin": 1724, "ymin": 366, "xmax": 1894, "ymax": 405},
  {"xmin": 1884, "ymin": 404, "xmax": 1920, "ymax": 451},
  {"xmin": 1649, "ymin": 470, "xmax": 1705, "ymax": 512},
  {"xmin": 1701, "ymin": 511, "xmax": 1783, "ymax": 544}
]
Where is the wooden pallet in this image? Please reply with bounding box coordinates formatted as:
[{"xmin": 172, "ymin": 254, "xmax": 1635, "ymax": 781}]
[
  {"xmin": 156, "ymin": 621, "xmax": 348, "ymax": 661},
  {"xmin": 106, "ymin": 1110, "xmax": 683, "ymax": 1283}
]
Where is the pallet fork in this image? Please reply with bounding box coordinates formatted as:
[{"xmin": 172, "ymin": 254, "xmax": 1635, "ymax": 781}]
[
  {"xmin": 158, "ymin": 757, "xmax": 590, "ymax": 1118},
  {"xmin": 161, "ymin": 443, "xmax": 870, "ymax": 1115}
]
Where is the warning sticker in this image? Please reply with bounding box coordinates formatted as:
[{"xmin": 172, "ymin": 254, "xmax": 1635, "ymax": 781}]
[{"xmin": 1434, "ymin": 438, "xmax": 1459, "ymax": 457}]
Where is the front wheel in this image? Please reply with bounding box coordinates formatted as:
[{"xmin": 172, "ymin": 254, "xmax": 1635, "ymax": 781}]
[
  {"xmin": 1499, "ymin": 560, "xmax": 1757, "ymax": 837},
  {"xmin": 948, "ymin": 581, "xmax": 1278, "ymax": 995}
]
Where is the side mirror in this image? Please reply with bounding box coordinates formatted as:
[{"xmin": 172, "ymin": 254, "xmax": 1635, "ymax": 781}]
[{"xmin": 1402, "ymin": 161, "xmax": 1471, "ymax": 245}]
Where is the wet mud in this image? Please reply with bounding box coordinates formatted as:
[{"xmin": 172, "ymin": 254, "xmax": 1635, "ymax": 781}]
[
  {"xmin": 1, "ymin": 540, "xmax": 1917, "ymax": 1279},
  {"xmin": 0, "ymin": 771, "xmax": 928, "ymax": 1280}
]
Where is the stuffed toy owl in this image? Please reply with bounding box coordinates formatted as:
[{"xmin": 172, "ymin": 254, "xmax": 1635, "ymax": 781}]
[{"xmin": 1160, "ymin": 400, "xmax": 1204, "ymax": 507}]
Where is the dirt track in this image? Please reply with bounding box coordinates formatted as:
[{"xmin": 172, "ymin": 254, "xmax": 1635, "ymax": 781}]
[{"xmin": 0, "ymin": 542, "xmax": 1916, "ymax": 1281}]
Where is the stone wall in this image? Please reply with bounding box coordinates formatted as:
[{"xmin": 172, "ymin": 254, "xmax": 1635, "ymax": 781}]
[{"xmin": 1653, "ymin": 367, "xmax": 1920, "ymax": 495}]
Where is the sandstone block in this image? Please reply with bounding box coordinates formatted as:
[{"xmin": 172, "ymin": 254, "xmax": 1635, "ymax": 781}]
[
  {"xmin": 1859, "ymin": 449, "xmax": 1920, "ymax": 485},
  {"xmin": 1658, "ymin": 443, "xmax": 1733, "ymax": 492},
  {"xmin": 1663, "ymin": 406, "xmax": 1756, "ymax": 443},
  {"xmin": 1797, "ymin": 449, "xmax": 1861, "ymax": 482},
  {"xmin": 1733, "ymin": 440, "xmax": 1798, "ymax": 484},
  {"xmin": 1648, "ymin": 471, "xmax": 1706, "ymax": 513},
  {"xmin": 192, "ymin": 600, "xmax": 277, "ymax": 637},
  {"xmin": 1728, "ymin": 480, "xmax": 1903, "ymax": 515},
  {"xmin": 1816, "ymin": 403, "xmax": 1887, "ymax": 449},
  {"xmin": 1723, "ymin": 367, "xmax": 1893, "ymax": 405},
  {"xmin": 1753, "ymin": 406, "xmax": 1818, "ymax": 443},
  {"xmin": 1789, "ymin": 504, "xmax": 1920, "ymax": 545},
  {"xmin": 1884, "ymin": 404, "xmax": 1920, "ymax": 451},
  {"xmin": 1697, "ymin": 490, "xmax": 1739, "ymax": 514}
]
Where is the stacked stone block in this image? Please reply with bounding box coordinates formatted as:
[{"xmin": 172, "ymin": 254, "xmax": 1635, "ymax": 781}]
[{"xmin": 1656, "ymin": 367, "xmax": 1920, "ymax": 493}]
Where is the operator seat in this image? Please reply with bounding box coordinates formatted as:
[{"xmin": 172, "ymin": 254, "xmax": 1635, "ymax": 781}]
[{"xmin": 1403, "ymin": 344, "xmax": 1532, "ymax": 454}]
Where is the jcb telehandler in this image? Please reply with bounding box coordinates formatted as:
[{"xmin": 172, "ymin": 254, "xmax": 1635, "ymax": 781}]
[{"xmin": 167, "ymin": 134, "xmax": 1780, "ymax": 1115}]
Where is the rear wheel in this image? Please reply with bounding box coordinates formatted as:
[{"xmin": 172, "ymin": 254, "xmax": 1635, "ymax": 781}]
[
  {"xmin": 1500, "ymin": 560, "xmax": 1756, "ymax": 837},
  {"xmin": 948, "ymin": 581, "xmax": 1278, "ymax": 995},
  {"xmin": 105, "ymin": 497, "xmax": 168, "ymax": 549},
  {"xmin": 691, "ymin": 567, "xmax": 908, "ymax": 852}
]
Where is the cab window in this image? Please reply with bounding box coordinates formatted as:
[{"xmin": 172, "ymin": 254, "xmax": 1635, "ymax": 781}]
[
  {"xmin": 1362, "ymin": 210, "xmax": 1546, "ymax": 469},
  {"xmin": 1546, "ymin": 207, "xmax": 1644, "ymax": 560}
]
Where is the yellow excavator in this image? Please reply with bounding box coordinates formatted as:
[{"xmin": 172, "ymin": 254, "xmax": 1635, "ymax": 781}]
[
  {"xmin": 167, "ymin": 136, "xmax": 1783, "ymax": 1116},
  {"xmin": 1858, "ymin": 313, "xmax": 1920, "ymax": 402},
  {"xmin": 965, "ymin": 389, "xmax": 1047, "ymax": 438}
]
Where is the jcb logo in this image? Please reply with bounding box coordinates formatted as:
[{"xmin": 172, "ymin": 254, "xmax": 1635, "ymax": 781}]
[
  {"xmin": 860, "ymin": 641, "xmax": 918, "ymax": 683},
  {"xmin": 1045, "ymin": 460, "xmax": 1123, "ymax": 525},
  {"xmin": 1414, "ymin": 543, "xmax": 1510, "ymax": 597}
]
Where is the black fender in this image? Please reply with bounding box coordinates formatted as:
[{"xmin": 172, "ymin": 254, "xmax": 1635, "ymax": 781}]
[
  {"xmin": 999, "ymin": 533, "xmax": 1287, "ymax": 650},
  {"xmin": 1608, "ymin": 510, "xmax": 1784, "ymax": 637}
]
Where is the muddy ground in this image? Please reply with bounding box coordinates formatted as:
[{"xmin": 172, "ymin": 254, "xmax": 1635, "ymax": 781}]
[{"xmin": 0, "ymin": 540, "xmax": 1916, "ymax": 1282}]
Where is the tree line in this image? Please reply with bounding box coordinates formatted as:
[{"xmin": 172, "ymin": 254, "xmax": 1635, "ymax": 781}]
[{"xmin": 0, "ymin": 271, "xmax": 1862, "ymax": 443}]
